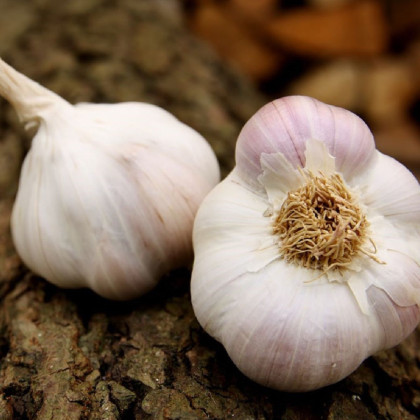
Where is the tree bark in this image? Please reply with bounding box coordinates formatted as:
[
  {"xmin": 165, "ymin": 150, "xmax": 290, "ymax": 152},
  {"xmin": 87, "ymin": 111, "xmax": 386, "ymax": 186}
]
[{"xmin": 0, "ymin": 0, "xmax": 419, "ymax": 419}]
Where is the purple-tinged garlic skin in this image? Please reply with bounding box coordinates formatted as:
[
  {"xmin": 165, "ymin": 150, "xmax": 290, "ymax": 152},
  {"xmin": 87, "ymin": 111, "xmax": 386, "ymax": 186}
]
[
  {"xmin": 0, "ymin": 58, "xmax": 220, "ymax": 300},
  {"xmin": 235, "ymin": 96, "xmax": 376, "ymax": 189},
  {"xmin": 191, "ymin": 96, "xmax": 420, "ymax": 392}
]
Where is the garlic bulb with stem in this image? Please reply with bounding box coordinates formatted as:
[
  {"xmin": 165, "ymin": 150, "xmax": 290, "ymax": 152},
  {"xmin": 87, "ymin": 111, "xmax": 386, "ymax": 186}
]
[
  {"xmin": 0, "ymin": 58, "xmax": 220, "ymax": 300},
  {"xmin": 191, "ymin": 95, "xmax": 420, "ymax": 392}
]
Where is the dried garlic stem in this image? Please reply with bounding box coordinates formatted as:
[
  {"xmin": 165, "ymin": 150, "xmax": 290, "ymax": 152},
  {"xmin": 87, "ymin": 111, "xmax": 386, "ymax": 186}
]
[
  {"xmin": 274, "ymin": 171, "xmax": 377, "ymax": 272},
  {"xmin": 0, "ymin": 58, "xmax": 67, "ymax": 126}
]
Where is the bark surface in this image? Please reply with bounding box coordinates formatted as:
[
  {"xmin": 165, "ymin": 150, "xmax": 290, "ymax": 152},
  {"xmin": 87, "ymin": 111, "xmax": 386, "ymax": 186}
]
[{"xmin": 0, "ymin": 0, "xmax": 419, "ymax": 419}]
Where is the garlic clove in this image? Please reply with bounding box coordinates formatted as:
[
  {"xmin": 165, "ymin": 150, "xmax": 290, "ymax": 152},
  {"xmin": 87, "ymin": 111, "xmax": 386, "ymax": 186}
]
[
  {"xmin": 235, "ymin": 96, "xmax": 376, "ymax": 188},
  {"xmin": 191, "ymin": 96, "xmax": 420, "ymax": 391},
  {"xmin": 0, "ymin": 58, "xmax": 220, "ymax": 299},
  {"xmin": 214, "ymin": 262, "xmax": 375, "ymax": 392},
  {"xmin": 367, "ymin": 285, "xmax": 420, "ymax": 348},
  {"xmin": 354, "ymin": 152, "xmax": 420, "ymax": 222},
  {"xmin": 364, "ymin": 250, "xmax": 420, "ymax": 309}
]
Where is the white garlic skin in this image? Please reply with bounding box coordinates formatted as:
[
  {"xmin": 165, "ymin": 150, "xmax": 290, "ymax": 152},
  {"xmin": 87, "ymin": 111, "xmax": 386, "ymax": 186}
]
[
  {"xmin": 0, "ymin": 58, "xmax": 220, "ymax": 300},
  {"xmin": 191, "ymin": 96, "xmax": 420, "ymax": 392}
]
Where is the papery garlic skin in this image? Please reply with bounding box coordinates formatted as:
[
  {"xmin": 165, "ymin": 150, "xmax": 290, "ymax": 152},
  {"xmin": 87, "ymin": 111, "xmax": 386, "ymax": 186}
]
[
  {"xmin": 191, "ymin": 96, "xmax": 420, "ymax": 392},
  {"xmin": 0, "ymin": 58, "xmax": 220, "ymax": 300}
]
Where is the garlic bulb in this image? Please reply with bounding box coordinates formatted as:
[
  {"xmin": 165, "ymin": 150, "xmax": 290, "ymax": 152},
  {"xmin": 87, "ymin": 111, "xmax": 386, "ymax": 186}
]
[
  {"xmin": 0, "ymin": 58, "xmax": 220, "ymax": 300},
  {"xmin": 191, "ymin": 96, "xmax": 420, "ymax": 392}
]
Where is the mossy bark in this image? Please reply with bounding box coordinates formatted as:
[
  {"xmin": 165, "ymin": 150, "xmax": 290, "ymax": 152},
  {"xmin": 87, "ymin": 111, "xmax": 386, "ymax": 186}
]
[{"xmin": 0, "ymin": 0, "xmax": 419, "ymax": 418}]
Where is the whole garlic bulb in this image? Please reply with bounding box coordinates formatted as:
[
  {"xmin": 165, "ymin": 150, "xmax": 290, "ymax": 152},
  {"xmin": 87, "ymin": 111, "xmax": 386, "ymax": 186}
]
[
  {"xmin": 191, "ymin": 96, "xmax": 420, "ymax": 392},
  {"xmin": 0, "ymin": 58, "xmax": 220, "ymax": 300}
]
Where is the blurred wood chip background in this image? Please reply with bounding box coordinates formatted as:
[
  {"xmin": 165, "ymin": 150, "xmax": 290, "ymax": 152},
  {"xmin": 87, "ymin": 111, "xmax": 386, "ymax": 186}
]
[{"xmin": 184, "ymin": 0, "xmax": 420, "ymax": 178}]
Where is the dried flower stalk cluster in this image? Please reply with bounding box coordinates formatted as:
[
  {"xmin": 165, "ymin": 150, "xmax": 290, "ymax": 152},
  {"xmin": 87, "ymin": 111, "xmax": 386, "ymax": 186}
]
[{"xmin": 274, "ymin": 171, "xmax": 369, "ymax": 272}]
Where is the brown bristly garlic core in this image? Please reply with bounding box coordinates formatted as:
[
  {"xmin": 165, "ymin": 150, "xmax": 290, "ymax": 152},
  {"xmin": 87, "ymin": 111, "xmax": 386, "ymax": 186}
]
[{"xmin": 274, "ymin": 170, "xmax": 381, "ymax": 273}]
